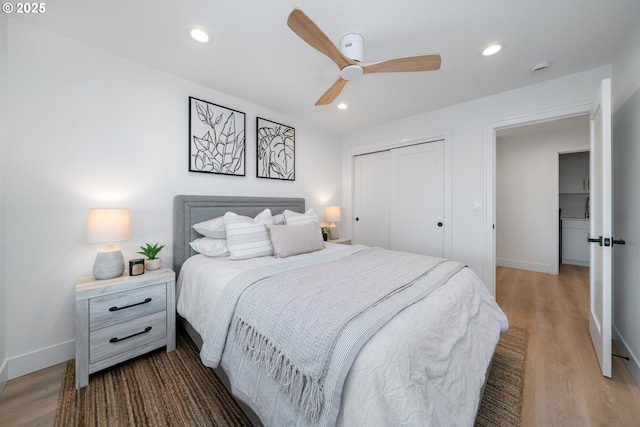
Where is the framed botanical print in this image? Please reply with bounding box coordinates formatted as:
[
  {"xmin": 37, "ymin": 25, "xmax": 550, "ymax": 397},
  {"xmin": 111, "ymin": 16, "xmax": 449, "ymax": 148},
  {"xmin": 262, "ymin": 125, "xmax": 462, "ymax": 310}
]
[
  {"xmin": 189, "ymin": 97, "xmax": 245, "ymax": 176},
  {"xmin": 256, "ymin": 117, "xmax": 295, "ymax": 181}
]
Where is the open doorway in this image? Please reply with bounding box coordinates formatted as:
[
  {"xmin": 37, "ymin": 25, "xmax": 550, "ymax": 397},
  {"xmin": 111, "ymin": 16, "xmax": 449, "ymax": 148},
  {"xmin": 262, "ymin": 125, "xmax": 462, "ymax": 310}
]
[{"xmin": 495, "ymin": 115, "xmax": 589, "ymax": 275}]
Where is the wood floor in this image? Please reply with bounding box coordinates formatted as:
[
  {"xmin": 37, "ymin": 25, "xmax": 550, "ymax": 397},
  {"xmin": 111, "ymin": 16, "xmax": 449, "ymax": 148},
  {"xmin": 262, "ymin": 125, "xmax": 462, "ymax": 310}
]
[
  {"xmin": 497, "ymin": 264, "xmax": 640, "ymax": 426},
  {"xmin": 1, "ymin": 265, "xmax": 639, "ymax": 426}
]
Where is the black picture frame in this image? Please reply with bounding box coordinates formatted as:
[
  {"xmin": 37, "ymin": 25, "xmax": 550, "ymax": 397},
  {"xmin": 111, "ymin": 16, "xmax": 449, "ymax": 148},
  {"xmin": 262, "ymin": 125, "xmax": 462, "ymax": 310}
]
[
  {"xmin": 256, "ymin": 117, "xmax": 295, "ymax": 181},
  {"xmin": 189, "ymin": 97, "xmax": 246, "ymax": 176}
]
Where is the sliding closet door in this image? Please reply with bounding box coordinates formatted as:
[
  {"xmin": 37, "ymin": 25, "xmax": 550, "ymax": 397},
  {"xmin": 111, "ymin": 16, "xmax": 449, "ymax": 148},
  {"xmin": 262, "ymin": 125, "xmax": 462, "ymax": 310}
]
[
  {"xmin": 353, "ymin": 141, "xmax": 445, "ymax": 257},
  {"xmin": 390, "ymin": 141, "xmax": 444, "ymax": 257},
  {"xmin": 353, "ymin": 151, "xmax": 390, "ymax": 248}
]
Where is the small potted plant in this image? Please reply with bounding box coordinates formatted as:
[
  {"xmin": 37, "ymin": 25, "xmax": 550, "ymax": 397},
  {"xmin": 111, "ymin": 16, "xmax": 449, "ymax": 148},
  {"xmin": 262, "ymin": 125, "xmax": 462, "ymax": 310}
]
[{"xmin": 137, "ymin": 242, "xmax": 165, "ymax": 271}]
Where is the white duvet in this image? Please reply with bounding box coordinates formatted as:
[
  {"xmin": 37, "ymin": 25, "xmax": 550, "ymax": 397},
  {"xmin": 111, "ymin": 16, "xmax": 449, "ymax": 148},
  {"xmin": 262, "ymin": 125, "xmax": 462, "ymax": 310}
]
[{"xmin": 177, "ymin": 243, "xmax": 508, "ymax": 427}]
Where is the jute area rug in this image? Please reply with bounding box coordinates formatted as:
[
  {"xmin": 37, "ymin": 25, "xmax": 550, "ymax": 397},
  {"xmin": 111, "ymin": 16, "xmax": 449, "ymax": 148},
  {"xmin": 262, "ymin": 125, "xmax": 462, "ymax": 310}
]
[{"xmin": 56, "ymin": 327, "xmax": 527, "ymax": 426}]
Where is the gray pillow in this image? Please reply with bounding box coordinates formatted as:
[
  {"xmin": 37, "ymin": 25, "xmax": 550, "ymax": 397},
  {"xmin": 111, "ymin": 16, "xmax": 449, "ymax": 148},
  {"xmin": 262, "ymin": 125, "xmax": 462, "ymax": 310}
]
[{"xmin": 266, "ymin": 223, "xmax": 325, "ymax": 258}]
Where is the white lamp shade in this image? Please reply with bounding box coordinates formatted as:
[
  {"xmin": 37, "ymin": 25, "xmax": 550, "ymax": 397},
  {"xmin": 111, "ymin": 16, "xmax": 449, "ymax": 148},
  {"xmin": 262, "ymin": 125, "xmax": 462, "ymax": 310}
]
[
  {"xmin": 85, "ymin": 208, "xmax": 130, "ymax": 280},
  {"xmin": 85, "ymin": 209, "xmax": 131, "ymax": 243},
  {"xmin": 324, "ymin": 206, "xmax": 342, "ymax": 223}
]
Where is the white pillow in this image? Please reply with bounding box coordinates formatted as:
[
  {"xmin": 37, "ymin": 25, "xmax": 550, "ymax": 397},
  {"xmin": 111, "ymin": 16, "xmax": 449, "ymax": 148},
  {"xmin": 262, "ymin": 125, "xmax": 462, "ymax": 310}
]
[
  {"xmin": 282, "ymin": 208, "xmax": 319, "ymax": 226},
  {"xmin": 266, "ymin": 223, "xmax": 325, "ymax": 258},
  {"xmin": 272, "ymin": 213, "xmax": 285, "ymax": 225},
  {"xmin": 193, "ymin": 215, "xmax": 226, "ymax": 239},
  {"xmin": 224, "ymin": 209, "xmax": 274, "ymax": 260},
  {"xmin": 189, "ymin": 237, "xmax": 229, "ymax": 257},
  {"xmin": 282, "ymin": 209, "xmax": 323, "ymax": 241}
]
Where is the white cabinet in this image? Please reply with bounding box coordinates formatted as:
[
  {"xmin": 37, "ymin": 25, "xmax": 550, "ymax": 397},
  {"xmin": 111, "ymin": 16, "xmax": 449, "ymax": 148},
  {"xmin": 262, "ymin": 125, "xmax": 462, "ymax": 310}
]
[
  {"xmin": 562, "ymin": 219, "xmax": 590, "ymax": 266},
  {"xmin": 560, "ymin": 152, "xmax": 590, "ymax": 194}
]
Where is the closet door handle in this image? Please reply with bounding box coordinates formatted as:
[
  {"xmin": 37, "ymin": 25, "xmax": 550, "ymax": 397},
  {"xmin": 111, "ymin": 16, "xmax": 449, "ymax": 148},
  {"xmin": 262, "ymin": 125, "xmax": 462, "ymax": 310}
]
[{"xmin": 437, "ymin": 222, "xmax": 443, "ymax": 227}]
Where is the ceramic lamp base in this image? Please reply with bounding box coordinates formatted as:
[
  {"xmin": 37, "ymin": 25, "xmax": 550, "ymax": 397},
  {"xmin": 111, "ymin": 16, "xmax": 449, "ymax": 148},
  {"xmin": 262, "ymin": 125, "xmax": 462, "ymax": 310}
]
[
  {"xmin": 93, "ymin": 247, "xmax": 125, "ymax": 280},
  {"xmin": 328, "ymin": 224, "xmax": 339, "ymax": 239}
]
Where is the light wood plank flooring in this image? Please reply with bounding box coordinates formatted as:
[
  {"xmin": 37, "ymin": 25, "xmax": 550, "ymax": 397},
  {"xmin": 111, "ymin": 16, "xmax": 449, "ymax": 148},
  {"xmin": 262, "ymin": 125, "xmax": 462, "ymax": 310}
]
[
  {"xmin": 497, "ymin": 264, "xmax": 640, "ymax": 426},
  {"xmin": 1, "ymin": 265, "xmax": 639, "ymax": 426}
]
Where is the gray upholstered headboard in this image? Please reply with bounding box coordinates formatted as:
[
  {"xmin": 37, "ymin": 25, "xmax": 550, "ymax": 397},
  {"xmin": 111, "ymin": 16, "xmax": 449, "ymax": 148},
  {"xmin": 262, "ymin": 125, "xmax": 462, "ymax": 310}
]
[{"xmin": 173, "ymin": 195, "xmax": 306, "ymax": 276}]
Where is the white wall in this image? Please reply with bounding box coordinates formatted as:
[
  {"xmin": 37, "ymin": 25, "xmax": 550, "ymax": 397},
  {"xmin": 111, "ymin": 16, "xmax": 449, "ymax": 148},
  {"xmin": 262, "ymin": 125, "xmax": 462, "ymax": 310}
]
[
  {"xmin": 342, "ymin": 65, "xmax": 611, "ymax": 293},
  {"xmin": 0, "ymin": 14, "xmax": 8, "ymax": 393},
  {"xmin": 496, "ymin": 123, "xmax": 589, "ymax": 273},
  {"xmin": 4, "ymin": 20, "xmax": 343, "ymax": 379},
  {"xmin": 612, "ymin": 20, "xmax": 640, "ymax": 110},
  {"xmin": 611, "ymin": 20, "xmax": 640, "ymax": 386}
]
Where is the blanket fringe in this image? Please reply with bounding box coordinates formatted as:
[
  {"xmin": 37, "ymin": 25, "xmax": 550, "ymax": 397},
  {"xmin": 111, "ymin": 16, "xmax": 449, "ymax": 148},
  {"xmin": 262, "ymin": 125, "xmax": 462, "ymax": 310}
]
[{"xmin": 235, "ymin": 317, "xmax": 324, "ymax": 423}]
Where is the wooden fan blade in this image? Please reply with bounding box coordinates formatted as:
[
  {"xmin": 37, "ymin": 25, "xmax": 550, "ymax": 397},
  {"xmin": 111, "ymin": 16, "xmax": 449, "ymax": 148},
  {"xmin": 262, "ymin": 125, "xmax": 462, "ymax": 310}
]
[
  {"xmin": 315, "ymin": 77, "xmax": 348, "ymax": 106},
  {"xmin": 361, "ymin": 54, "xmax": 442, "ymax": 74},
  {"xmin": 287, "ymin": 8, "xmax": 355, "ymax": 70}
]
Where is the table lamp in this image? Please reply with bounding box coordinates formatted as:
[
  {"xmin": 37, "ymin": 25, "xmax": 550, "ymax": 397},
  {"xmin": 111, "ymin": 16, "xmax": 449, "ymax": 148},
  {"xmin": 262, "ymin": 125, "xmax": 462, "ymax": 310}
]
[
  {"xmin": 324, "ymin": 206, "xmax": 341, "ymax": 239},
  {"xmin": 85, "ymin": 208, "xmax": 131, "ymax": 280}
]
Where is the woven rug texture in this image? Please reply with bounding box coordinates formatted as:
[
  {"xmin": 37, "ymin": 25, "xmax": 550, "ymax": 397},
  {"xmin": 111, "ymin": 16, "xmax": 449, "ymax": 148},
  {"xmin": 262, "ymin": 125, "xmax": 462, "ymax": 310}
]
[
  {"xmin": 55, "ymin": 333, "xmax": 251, "ymax": 427},
  {"xmin": 56, "ymin": 327, "xmax": 527, "ymax": 426},
  {"xmin": 475, "ymin": 326, "xmax": 528, "ymax": 427}
]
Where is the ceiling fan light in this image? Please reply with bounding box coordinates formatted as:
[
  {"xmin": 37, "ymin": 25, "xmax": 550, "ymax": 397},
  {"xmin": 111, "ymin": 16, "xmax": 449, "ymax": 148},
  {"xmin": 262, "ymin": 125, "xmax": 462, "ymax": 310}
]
[
  {"xmin": 482, "ymin": 42, "xmax": 505, "ymax": 56},
  {"xmin": 340, "ymin": 64, "xmax": 364, "ymax": 81},
  {"xmin": 337, "ymin": 103, "xmax": 348, "ymax": 110}
]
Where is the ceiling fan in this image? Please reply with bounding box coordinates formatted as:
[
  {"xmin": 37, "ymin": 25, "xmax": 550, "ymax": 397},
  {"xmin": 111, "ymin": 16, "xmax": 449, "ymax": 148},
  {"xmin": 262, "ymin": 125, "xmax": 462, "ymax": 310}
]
[{"xmin": 286, "ymin": 8, "xmax": 442, "ymax": 106}]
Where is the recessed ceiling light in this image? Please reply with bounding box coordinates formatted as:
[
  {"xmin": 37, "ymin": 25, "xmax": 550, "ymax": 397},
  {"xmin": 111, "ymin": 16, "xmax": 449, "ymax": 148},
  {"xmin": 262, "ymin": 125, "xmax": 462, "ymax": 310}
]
[
  {"xmin": 188, "ymin": 27, "xmax": 210, "ymax": 43},
  {"xmin": 337, "ymin": 103, "xmax": 348, "ymax": 110},
  {"xmin": 482, "ymin": 42, "xmax": 505, "ymax": 57}
]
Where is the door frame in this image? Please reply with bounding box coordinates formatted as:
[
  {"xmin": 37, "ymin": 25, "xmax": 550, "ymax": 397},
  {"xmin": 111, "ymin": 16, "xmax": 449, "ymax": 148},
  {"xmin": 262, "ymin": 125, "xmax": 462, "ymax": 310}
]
[
  {"xmin": 344, "ymin": 128, "xmax": 453, "ymax": 261},
  {"xmin": 484, "ymin": 102, "xmax": 592, "ymax": 295}
]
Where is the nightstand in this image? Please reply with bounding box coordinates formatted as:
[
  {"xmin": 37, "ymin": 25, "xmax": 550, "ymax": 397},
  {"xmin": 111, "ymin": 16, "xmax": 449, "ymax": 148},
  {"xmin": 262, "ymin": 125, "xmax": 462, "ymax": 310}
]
[
  {"xmin": 328, "ymin": 238, "xmax": 351, "ymax": 245},
  {"xmin": 75, "ymin": 267, "xmax": 176, "ymax": 389}
]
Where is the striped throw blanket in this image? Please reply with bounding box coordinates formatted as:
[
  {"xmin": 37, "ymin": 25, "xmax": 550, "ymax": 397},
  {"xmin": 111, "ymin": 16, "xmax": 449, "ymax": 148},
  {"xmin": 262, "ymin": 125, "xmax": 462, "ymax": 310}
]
[{"xmin": 232, "ymin": 247, "xmax": 462, "ymax": 423}]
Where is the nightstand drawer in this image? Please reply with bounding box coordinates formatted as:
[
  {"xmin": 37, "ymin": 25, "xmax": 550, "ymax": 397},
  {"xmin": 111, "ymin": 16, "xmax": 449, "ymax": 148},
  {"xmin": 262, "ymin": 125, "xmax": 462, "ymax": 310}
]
[
  {"xmin": 89, "ymin": 283, "xmax": 166, "ymax": 330},
  {"xmin": 90, "ymin": 310, "xmax": 167, "ymax": 364}
]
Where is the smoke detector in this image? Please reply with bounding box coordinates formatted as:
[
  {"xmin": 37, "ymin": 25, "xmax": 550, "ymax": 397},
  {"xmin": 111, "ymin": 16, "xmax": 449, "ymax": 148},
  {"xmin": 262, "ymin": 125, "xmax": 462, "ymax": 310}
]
[{"xmin": 530, "ymin": 61, "xmax": 551, "ymax": 74}]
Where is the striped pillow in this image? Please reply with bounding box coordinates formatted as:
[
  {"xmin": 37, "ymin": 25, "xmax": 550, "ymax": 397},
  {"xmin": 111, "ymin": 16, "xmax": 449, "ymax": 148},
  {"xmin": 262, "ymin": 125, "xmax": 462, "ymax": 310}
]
[{"xmin": 224, "ymin": 209, "xmax": 274, "ymax": 260}]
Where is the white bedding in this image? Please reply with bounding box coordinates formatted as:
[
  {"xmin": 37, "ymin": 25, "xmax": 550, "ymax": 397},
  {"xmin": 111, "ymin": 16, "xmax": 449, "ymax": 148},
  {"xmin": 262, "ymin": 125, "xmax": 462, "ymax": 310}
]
[{"xmin": 177, "ymin": 243, "xmax": 508, "ymax": 427}]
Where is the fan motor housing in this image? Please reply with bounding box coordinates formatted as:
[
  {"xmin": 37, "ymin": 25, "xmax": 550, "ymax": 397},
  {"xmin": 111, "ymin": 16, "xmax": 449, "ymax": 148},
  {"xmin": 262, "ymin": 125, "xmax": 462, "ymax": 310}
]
[{"xmin": 340, "ymin": 33, "xmax": 364, "ymax": 62}]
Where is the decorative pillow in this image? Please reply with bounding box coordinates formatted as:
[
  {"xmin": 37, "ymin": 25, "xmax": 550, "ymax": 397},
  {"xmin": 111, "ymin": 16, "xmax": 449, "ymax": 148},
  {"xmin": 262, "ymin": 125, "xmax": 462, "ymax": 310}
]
[
  {"xmin": 224, "ymin": 209, "xmax": 274, "ymax": 260},
  {"xmin": 282, "ymin": 208, "xmax": 319, "ymax": 226},
  {"xmin": 266, "ymin": 223, "xmax": 325, "ymax": 258},
  {"xmin": 189, "ymin": 237, "xmax": 230, "ymax": 257},
  {"xmin": 282, "ymin": 209, "xmax": 323, "ymax": 241},
  {"xmin": 193, "ymin": 215, "xmax": 226, "ymax": 239}
]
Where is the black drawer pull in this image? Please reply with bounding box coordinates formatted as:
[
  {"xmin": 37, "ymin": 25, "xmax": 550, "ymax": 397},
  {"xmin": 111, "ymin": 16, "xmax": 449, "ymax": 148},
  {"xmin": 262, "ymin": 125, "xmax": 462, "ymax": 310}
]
[
  {"xmin": 109, "ymin": 298, "xmax": 152, "ymax": 312},
  {"xmin": 109, "ymin": 326, "xmax": 152, "ymax": 343}
]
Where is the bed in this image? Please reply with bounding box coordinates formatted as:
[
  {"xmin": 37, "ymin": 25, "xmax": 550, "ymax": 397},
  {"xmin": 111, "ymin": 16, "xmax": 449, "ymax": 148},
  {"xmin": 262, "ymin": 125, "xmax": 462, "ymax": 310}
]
[{"xmin": 173, "ymin": 195, "xmax": 508, "ymax": 427}]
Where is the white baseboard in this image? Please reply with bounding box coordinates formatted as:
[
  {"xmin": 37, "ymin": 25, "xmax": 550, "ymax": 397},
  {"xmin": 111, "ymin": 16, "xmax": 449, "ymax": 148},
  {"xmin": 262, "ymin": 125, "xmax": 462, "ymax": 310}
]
[
  {"xmin": 496, "ymin": 258, "xmax": 552, "ymax": 274},
  {"xmin": 613, "ymin": 325, "xmax": 640, "ymax": 387},
  {"xmin": 0, "ymin": 358, "xmax": 8, "ymax": 395},
  {"xmin": 8, "ymin": 339, "xmax": 74, "ymax": 380}
]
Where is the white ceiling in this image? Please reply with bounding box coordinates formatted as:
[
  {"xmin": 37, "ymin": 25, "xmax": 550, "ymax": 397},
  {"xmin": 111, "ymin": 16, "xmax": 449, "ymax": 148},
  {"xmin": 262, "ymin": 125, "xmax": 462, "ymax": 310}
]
[{"xmin": 10, "ymin": 0, "xmax": 640, "ymax": 134}]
